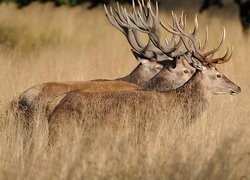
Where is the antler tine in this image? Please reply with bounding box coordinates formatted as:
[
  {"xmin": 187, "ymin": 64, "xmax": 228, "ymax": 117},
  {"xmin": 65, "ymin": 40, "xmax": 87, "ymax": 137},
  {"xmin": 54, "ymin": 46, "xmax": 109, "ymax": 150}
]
[
  {"xmin": 125, "ymin": 6, "xmax": 158, "ymax": 57},
  {"xmin": 137, "ymin": 11, "xmax": 151, "ymax": 30},
  {"xmin": 161, "ymin": 13, "xmax": 196, "ymax": 56},
  {"xmin": 127, "ymin": 1, "xmax": 148, "ymax": 32},
  {"xmin": 130, "ymin": 1, "xmax": 165, "ymax": 55},
  {"xmin": 127, "ymin": 1, "xmax": 179, "ymax": 56},
  {"xmin": 174, "ymin": 12, "xmax": 185, "ymax": 49},
  {"xmin": 188, "ymin": 16, "xmax": 227, "ymax": 61},
  {"xmin": 146, "ymin": 1, "xmax": 160, "ymax": 43},
  {"xmin": 115, "ymin": 2, "xmax": 129, "ymax": 26},
  {"xmin": 131, "ymin": 0, "xmax": 140, "ymax": 23},
  {"xmin": 161, "ymin": 11, "xmax": 231, "ymax": 67},
  {"xmin": 141, "ymin": 0, "xmax": 145, "ymax": 7},
  {"xmin": 105, "ymin": 2, "xmax": 163, "ymax": 59},
  {"xmin": 162, "ymin": 14, "xmax": 183, "ymax": 54},
  {"xmin": 176, "ymin": 14, "xmax": 203, "ymax": 69},
  {"xmin": 200, "ymin": 25, "xmax": 208, "ymax": 51},
  {"xmin": 191, "ymin": 14, "xmax": 199, "ymax": 36},
  {"xmin": 106, "ymin": 5, "xmax": 145, "ymax": 52},
  {"xmin": 160, "ymin": 15, "xmax": 177, "ymax": 34},
  {"xmin": 104, "ymin": 5, "xmax": 125, "ymax": 34},
  {"xmin": 132, "ymin": 1, "xmax": 167, "ymax": 55},
  {"xmin": 114, "ymin": 11, "xmax": 129, "ymax": 28},
  {"xmin": 162, "ymin": 12, "xmax": 179, "ymax": 48},
  {"xmin": 105, "ymin": 4, "xmax": 150, "ymax": 58},
  {"xmin": 209, "ymin": 45, "xmax": 232, "ymax": 64},
  {"xmin": 137, "ymin": 0, "xmax": 143, "ymax": 15},
  {"xmin": 130, "ymin": 0, "xmax": 184, "ymax": 57},
  {"xmin": 127, "ymin": 1, "xmax": 161, "ymax": 47},
  {"xmin": 203, "ymin": 27, "xmax": 226, "ymax": 57},
  {"xmin": 132, "ymin": 0, "xmax": 136, "ymax": 15},
  {"xmin": 144, "ymin": 2, "xmax": 183, "ymax": 55},
  {"xmin": 138, "ymin": 0, "xmax": 148, "ymax": 20},
  {"xmin": 172, "ymin": 14, "xmax": 226, "ymax": 65},
  {"xmin": 175, "ymin": 14, "xmax": 206, "ymax": 60},
  {"xmin": 124, "ymin": 9, "xmax": 156, "ymax": 51},
  {"xmin": 160, "ymin": 13, "xmax": 204, "ymax": 69},
  {"xmin": 152, "ymin": 0, "xmax": 159, "ymax": 18}
]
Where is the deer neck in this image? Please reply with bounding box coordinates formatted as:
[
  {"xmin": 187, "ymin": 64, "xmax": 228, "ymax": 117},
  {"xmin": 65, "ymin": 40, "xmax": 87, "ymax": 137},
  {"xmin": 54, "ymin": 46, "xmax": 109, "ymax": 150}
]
[
  {"xmin": 176, "ymin": 71, "xmax": 208, "ymax": 96},
  {"xmin": 176, "ymin": 71, "xmax": 210, "ymax": 119},
  {"xmin": 117, "ymin": 64, "xmax": 148, "ymax": 86},
  {"xmin": 143, "ymin": 67, "xmax": 174, "ymax": 91}
]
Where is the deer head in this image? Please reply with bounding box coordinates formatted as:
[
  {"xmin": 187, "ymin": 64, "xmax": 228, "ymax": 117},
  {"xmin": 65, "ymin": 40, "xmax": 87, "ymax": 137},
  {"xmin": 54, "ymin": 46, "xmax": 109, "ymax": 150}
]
[
  {"xmin": 161, "ymin": 12, "xmax": 241, "ymax": 95},
  {"xmin": 130, "ymin": 49, "xmax": 163, "ymax": 81},
  {"xmin": 144, "ymin": 56, "xmax": 196, "ymax": 91},
  {"xmin": 166, "ymin": 57, "xmax": 196, "ymax": 89},
  {"xmin": 199, "ymin": 66, "xmax": 241, "ymax": 95}
]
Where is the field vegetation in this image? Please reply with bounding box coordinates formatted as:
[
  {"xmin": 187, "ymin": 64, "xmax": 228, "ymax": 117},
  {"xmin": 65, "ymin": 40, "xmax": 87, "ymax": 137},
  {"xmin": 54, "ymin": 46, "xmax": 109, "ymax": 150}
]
[{"xmin": 0, "ymin": 1, "xmax": 249, "ymax": 179}]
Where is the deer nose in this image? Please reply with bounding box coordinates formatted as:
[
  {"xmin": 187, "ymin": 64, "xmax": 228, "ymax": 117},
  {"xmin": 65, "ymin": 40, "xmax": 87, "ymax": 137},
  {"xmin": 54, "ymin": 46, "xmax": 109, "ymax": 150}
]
[{"xmin": 229, "ymin": 86, "xmax": 241, "ymax": 95}]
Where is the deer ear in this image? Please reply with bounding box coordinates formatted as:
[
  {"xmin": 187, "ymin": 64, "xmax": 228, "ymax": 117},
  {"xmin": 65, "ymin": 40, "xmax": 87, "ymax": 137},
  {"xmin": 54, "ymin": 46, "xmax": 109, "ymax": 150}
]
[
  {"xmin": 202, "ymin": 66, "xmax": 207, "ymax": 71},
  {"xmin": 139, "ymin": 59, "xmax": 151, "ymax": 64},
  {"xmin": 131, "ymin": 49, "xmax": 157, "ymax": 64},
  {"xmin": 131, "ymin": 49, "xmax": 150, "ymax": 64}
]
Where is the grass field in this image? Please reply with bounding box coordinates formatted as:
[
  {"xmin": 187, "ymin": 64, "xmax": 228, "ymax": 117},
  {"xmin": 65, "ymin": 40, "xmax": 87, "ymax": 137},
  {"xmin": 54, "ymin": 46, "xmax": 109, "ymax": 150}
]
[{"xmin": 0, "ymin": 1, "xmax": 249, "ymax": 179}]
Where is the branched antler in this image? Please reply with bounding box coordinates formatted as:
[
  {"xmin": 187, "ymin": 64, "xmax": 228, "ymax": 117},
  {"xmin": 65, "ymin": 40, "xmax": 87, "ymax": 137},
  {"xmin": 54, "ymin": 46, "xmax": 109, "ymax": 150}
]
[
  {"xmin": 126, "ymin": 0, "xmax": 183, "ymax": 56},
  {"xmin": 160, "ymin": 12, "xmax": 232, "ymax": 67},
  {"xmin": 105, "ymin": 2, "xmax": 158, "ymax": 59},
  {"xmin": 104, "ymin": 0, "xmax": 183, "ymax": 60}
]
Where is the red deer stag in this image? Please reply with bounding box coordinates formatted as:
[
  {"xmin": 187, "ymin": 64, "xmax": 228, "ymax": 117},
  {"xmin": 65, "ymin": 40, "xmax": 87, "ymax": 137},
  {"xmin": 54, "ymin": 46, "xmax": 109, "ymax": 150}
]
[{"xmin": 47, "ymin": 12, "xmax": 241, "ymax": 143}]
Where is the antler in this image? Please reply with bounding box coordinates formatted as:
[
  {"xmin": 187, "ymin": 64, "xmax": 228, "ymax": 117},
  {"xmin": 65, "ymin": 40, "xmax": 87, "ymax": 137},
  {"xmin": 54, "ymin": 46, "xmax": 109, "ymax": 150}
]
[
  {"xmin": 104, "ymin": 0, "xmax": 184, "ymax": 60},
  {"xmin": 160, "ymin": 12, "xmax": 232, "ymax": 66},
  {"xmin": 126, "ymin": 0, "xmax": 182, "ymax": 57},
  {"xmin": 104, "ymin": 2, "xmax": 158, "ymax": 59}
]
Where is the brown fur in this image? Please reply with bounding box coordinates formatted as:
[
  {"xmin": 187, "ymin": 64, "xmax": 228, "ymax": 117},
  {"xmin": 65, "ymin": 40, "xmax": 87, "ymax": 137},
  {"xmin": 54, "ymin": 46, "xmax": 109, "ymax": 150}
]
[
  {"xmin": 11, "ymin": 57, "xmax": 163, "ymax": 125},
  {"xmin": 117, "ymin": 63, "xmax": 157, "ymax": 85},
  {"xmin": 47, "ymin": 64, "xmax": 242, "ymax": 144},
  {"xmin": 12, "ymin": 58, "xmax": 195, "ymax": 126},
  {"xmin": 13, "ymin": 80, "xmax": 140, "ymax": 127},
  {"xmin": 47, "ymin": 71, "xmax": 209, "ymax": 144}
]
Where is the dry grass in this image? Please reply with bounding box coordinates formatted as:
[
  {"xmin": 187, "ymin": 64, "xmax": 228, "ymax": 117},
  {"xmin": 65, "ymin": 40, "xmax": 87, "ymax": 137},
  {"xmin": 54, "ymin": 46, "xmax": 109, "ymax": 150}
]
[{"xmin": 0, "ymin": 2, "xmax": 249, "ymax": 179}]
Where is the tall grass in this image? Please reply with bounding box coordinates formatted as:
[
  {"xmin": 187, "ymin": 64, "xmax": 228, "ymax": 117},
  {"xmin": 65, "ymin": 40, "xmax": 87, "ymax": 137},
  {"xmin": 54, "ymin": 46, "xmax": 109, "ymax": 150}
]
[{"xmin": 0, "ymin": 2, "xmax": 249, "ymax": 179}]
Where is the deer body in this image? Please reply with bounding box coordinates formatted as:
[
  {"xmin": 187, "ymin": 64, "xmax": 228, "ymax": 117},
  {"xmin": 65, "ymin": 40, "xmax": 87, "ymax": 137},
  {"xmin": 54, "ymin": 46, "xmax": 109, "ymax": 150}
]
[
  {"xmin": 48, "ymin": 71, "xmax": 206, "ymax": 124},
  {"xmin": 14, "ymin": 80, "xmax": 140, "ymax": 121},
  {"xmin": 48, "ymin": 68, "xmax": 241, "ymax": 124},
  {"xmin": 13, "ymin": 57, "xmax": 195, "ymax": 126},
  {"xmin": 47, "ymin": 64, "xmax": 241, "ymax": 143}
]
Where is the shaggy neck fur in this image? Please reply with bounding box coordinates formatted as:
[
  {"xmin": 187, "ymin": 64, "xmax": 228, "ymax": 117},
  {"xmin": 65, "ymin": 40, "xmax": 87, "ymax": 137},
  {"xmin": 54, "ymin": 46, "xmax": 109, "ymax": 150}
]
[
  {"xmin": 142, "ymin": 67, "xmax": 174, "ymax": 91},
  {"xmin": 117, "ymin": 64, "xmax": 148, "ymax": 86},
  {"xmin": 175, "ymin": 70, "xmax": 209, "ymax": 120}
]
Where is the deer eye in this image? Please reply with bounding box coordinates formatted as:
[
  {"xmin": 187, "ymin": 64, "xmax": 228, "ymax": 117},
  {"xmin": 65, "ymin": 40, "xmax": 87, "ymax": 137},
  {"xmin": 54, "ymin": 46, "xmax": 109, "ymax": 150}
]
[
  {"xmin": 184, "ymin": 69, "xmax": 189, "ymax": 74},
  {"xmin": 156, "ymin": 66, "xmax": 162, "ymax": 70},
  {"xmin": 217, "ymin": 74, "xmax": 222, "ymax": 78}
]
